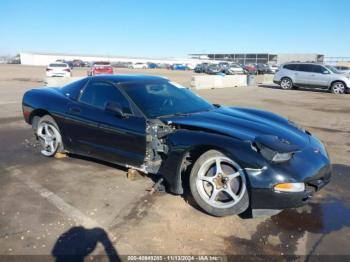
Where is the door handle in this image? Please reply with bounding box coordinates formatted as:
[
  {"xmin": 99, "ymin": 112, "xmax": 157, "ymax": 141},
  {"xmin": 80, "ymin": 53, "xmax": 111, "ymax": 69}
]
[{"xmin": 69, "ymin": 107, "xmax": 81, "ymax": 114}]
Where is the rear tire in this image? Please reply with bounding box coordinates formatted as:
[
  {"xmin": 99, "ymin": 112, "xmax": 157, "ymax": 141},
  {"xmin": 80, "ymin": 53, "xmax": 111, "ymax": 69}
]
[
  {"xmin": 189, "ymin": 150, "xmax": 249, "ymax": 217},
  {"xmin": 36, "ymin": 115, "xmax": 64, "ymax": 157},
  {"xmin": 280, "ymin": 77, "xmax": 293, "ymax": 90}
]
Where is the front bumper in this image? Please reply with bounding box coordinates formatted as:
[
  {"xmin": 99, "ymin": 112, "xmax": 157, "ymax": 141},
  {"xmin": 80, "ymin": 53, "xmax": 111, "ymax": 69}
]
[
  {"xmin": 273, "ymin": 80, "xmax": 281, "ymax": 85},
  {"xmin": 46, "ymin": 72, "xmax": 71, "ymax": 77},
  {"xmin": 247, "ymin": 135, "xmax": 332, "ymax": 210},
  {"xmin": 250, "ymin": 174, "xmax": 331, "ymax": 210}
]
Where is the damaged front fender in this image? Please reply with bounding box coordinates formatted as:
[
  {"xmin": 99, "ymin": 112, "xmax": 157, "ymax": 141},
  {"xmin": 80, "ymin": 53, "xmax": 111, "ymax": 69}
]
[{"xmin": 157, "ymin": 129, "xmax": 265, "ymax": 195}]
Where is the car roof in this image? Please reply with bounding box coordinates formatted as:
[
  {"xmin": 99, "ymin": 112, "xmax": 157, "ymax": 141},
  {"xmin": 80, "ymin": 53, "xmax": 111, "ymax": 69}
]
[{"xmin": 90, "ymin": 74, "xmax": 168, "ymax": 83}]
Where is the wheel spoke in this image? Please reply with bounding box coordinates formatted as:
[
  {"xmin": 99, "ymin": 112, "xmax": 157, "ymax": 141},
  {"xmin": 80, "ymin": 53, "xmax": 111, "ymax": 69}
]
[
  {"xmin": 47, "ymin": 125, "xmax": 55, "ymax": 137},
  {"xmin": 198, "ymin": 174, "xmax": 215, "ymax": 186},
  {"xmin": 37, "ymin": 133, "xmax": 46, "ymax": 140},
  {"xmin": 44, "ymin": 124, "xmax": 49, "ymax": 134},
  {"xmin": 49, "ymin": 141, "xmax": 55, "ymax": 153},
  {"xmin": 209, "ymin": 188, "xmax": 220, "ymax": 203},
  {"xmin": 215, "ymin": 158, "xmax": 223, "ymax": 175},
  {"xmin": 223, "ymin": 187, "xmax": 239, "ymax": 202},
  {"xmin": 227, "ymin": 171, "xmax": 240, "ymax": 181}
]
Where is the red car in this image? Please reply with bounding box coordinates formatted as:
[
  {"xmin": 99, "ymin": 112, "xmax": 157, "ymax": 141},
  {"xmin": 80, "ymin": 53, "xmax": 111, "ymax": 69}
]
[
  {"xmin": 87, "ymin": 62, "xmax": 113, "ymax": 76},
  {"xmin": 243, "ymin": 64, "xmax": 257, "ymax": 74}
]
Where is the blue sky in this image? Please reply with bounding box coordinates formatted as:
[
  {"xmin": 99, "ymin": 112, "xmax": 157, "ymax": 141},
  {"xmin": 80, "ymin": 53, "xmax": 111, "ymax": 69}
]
[{"xmin": 0, "ymin": 0, "xmax": 349, "ymax": 57}]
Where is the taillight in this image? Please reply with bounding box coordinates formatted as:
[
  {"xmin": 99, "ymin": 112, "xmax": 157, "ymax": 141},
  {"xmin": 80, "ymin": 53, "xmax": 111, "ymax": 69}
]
[
  {"xmin": 63, "ymin": 68, "xmax": 71, "ymax": 72},
  {"xmin": 46, "ymin": 68, "xmax": 52, "ymax": 71}
]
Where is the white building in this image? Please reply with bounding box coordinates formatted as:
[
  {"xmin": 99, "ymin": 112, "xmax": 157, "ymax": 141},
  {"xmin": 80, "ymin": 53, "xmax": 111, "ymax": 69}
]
[{"xmin": 19, "ymin": 52, "xmax": 206, "ymax": 67}]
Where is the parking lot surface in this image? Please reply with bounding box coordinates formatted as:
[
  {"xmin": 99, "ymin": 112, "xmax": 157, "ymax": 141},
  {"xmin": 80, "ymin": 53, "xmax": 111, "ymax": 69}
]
[{"xmin": 0, "ymin": 65, "xmax": 350, "ymax": 258}]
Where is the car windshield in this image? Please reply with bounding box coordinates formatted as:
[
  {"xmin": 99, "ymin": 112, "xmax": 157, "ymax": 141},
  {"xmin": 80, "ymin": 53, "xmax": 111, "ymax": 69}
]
[
  {"xmin": 325, "ymin": 65, "xmax": 341, "ymax": 74},
  {"xmin": 121, "ymin": 81, "xmax": 215, "ymax": 118}
]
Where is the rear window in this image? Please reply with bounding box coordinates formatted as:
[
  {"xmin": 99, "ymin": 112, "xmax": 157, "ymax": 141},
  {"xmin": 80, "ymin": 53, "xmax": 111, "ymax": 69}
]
[
  {"xmin": 283, "ymin": 64, "xmax": 298, "ymax": 70},
  {"xmin": 49, "ymin": 63, "xmax": 68, "ymax": 67},
  {"xmin": 93, "ymin": 62, "xmax": 110, "ymax": 66},
  {"xmin": 94, "ymin": 64, "xmax": 111, "ymax": 67},
  {"xmin": 61, "ymin": 78, "xmax": 89, "ymax": 100}
]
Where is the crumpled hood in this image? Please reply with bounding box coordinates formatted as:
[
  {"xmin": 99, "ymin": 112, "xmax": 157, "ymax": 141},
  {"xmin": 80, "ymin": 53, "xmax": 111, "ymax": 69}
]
[{"xmin": 162, "ymin": 106, "xmax": 310, "ymax": 151}]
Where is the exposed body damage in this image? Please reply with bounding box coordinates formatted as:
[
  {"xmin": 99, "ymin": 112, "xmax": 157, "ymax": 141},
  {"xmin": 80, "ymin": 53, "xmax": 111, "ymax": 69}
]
[
  {"xmin": 143, "ymin": 119, "xmax": 173, "ymax": 174},
  {"xmin": 143, "ymin": 117, "xmax": 262, "ymax": 195}
]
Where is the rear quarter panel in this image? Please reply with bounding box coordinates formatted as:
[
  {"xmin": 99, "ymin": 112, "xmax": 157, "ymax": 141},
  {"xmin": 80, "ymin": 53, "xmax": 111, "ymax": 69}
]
[{"xmin": 22, "ymin": 87, "xmax": 70, "ymax": 136}]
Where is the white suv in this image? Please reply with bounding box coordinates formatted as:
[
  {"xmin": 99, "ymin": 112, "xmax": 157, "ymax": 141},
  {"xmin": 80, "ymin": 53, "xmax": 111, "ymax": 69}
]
[{"xmin": 273, "ymin": 63, "xmax": 350, "ymax": 94}]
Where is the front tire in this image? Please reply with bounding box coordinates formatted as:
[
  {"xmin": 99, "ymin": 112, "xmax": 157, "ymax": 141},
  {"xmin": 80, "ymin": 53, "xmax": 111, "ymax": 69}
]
[
  {"xmin": 36, "ymin": 115, "xmax": 64, "ymax": 157},
  {"xmin": 331, "ymin": 81, "xmax": 346, "ymax": 94},
  {"xmin": 280, "ymin": 77, "xmax": 293, "ymax": 90},
  {"xmin": 189, "ymin": 150, "xmax": 249, "ymax": 217}
]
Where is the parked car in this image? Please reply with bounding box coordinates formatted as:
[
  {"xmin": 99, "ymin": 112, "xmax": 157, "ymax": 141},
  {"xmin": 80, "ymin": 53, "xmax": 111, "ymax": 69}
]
[
  {"xmin": 171, "ymin": 64, "xmax": 189, "ymax": 70},
  {"xmin": 87, "ymin": 62, "xmax": 113, "ymax": 76},
  {"xmin": 147, "ymin": 63, "xmax": 158, "ymax": 69},
  {"xmin": 334, "ymin": 66, "xmax": 350, "ymax": 74},
  {"xmin": 194, "ymin": 63, "xmax": 209, "ymax": 73},
  {"xmin": 157, "ymin": 63, "xmax": 171, "ymax": 69},
  {"xmin": 22, "ymin": 75, "xmax": 331, "ymax": 217},
  {"xmin": 273, "ymin": 62, "xmax": 350, "ymax": 94},
  {"xmin": 268, "ymin": 64, "xmax": 279, "ymax": 73},
  {"xmin": 73, "ymin": 60, "xmax": 84, "ymax": 67},
  {"xmin": 131, "ymin": 63, "xmax": 148, "ymax": 69},
  {"xmin": 224, "ymin": 64, "xmax": 244, "ymax": 75},
  {"xmin": 185, "ymin": 63, "xmax": 196, "ymax": 70},
  {"xmin": 65, "ymin": 61, "xmax": 74, "ymax": 69},
  {"xmin": 243, "ymin": 64, "xmax": 257, "ymax": 74},
  {"xmin": 82, "ymin": 61, "xmax": 91, "ymax": 67},
  {"xmin": 46, "ymin": 63, "xmax": 71, "ymax": 77},
  {"xmin": 205, "ymin": 64, "xmax": 221, "ymax": 74},
  {"xmin": 218, "ymin": 62, "xmax": 230, "ymax": 71},
  {"xmin": 255, "ymin": 63, "xmax": 271, "ymax": 74},
  {"xmin": 7, "ymin": 58, "xmax": 20, "ymax": 64},
  {"xmin": 112, "ymin": 62, "xmax": 133, "ymax": 68}
]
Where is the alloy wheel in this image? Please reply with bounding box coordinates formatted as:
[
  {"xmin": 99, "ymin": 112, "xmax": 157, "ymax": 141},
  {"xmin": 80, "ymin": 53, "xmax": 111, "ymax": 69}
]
[
  {"xmin": 281, "ymin": 78, "xmax": 292, "ymax": 89},
  {"xmin": 37, "ymin": 122, "xmax": 61, "ymax": 156},
  {"xmin": 332, "ymin": 82, "xmax": 345, "ymax": 94},
  {"xmin": 195, "ymin": 156, "xmax": 246, "ymax": 209}
]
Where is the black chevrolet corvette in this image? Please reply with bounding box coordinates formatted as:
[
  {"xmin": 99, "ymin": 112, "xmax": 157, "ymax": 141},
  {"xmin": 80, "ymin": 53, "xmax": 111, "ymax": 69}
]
[{"xmin": 22, "ymin": 75, "xmax": 331, "ymax": 217}]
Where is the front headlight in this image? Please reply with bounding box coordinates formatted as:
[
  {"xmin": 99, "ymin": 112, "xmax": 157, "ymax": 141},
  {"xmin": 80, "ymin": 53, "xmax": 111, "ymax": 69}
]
[{"xmin": 252, "ymin": 142, "xmax": 293, "ymax": 163}]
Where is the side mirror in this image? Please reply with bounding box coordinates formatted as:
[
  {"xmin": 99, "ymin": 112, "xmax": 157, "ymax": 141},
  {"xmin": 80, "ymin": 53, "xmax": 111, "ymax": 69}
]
[
  {"xmin": 105, "ymin": 101, "xmax": 125, "ymax": 118},
  {"xmin": 323, "ymin": 70, "xmax": 330, "ymax": 74}
]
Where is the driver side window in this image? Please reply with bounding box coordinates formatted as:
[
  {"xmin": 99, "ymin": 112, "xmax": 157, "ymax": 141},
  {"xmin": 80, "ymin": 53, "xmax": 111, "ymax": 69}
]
[
  {"xmin": 79, "ymin": 81, "xmax": 131, "ymax": 113},
  {"xmin": 312, "ymin": 65, "xmax": 327, "ymax": 74}
]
